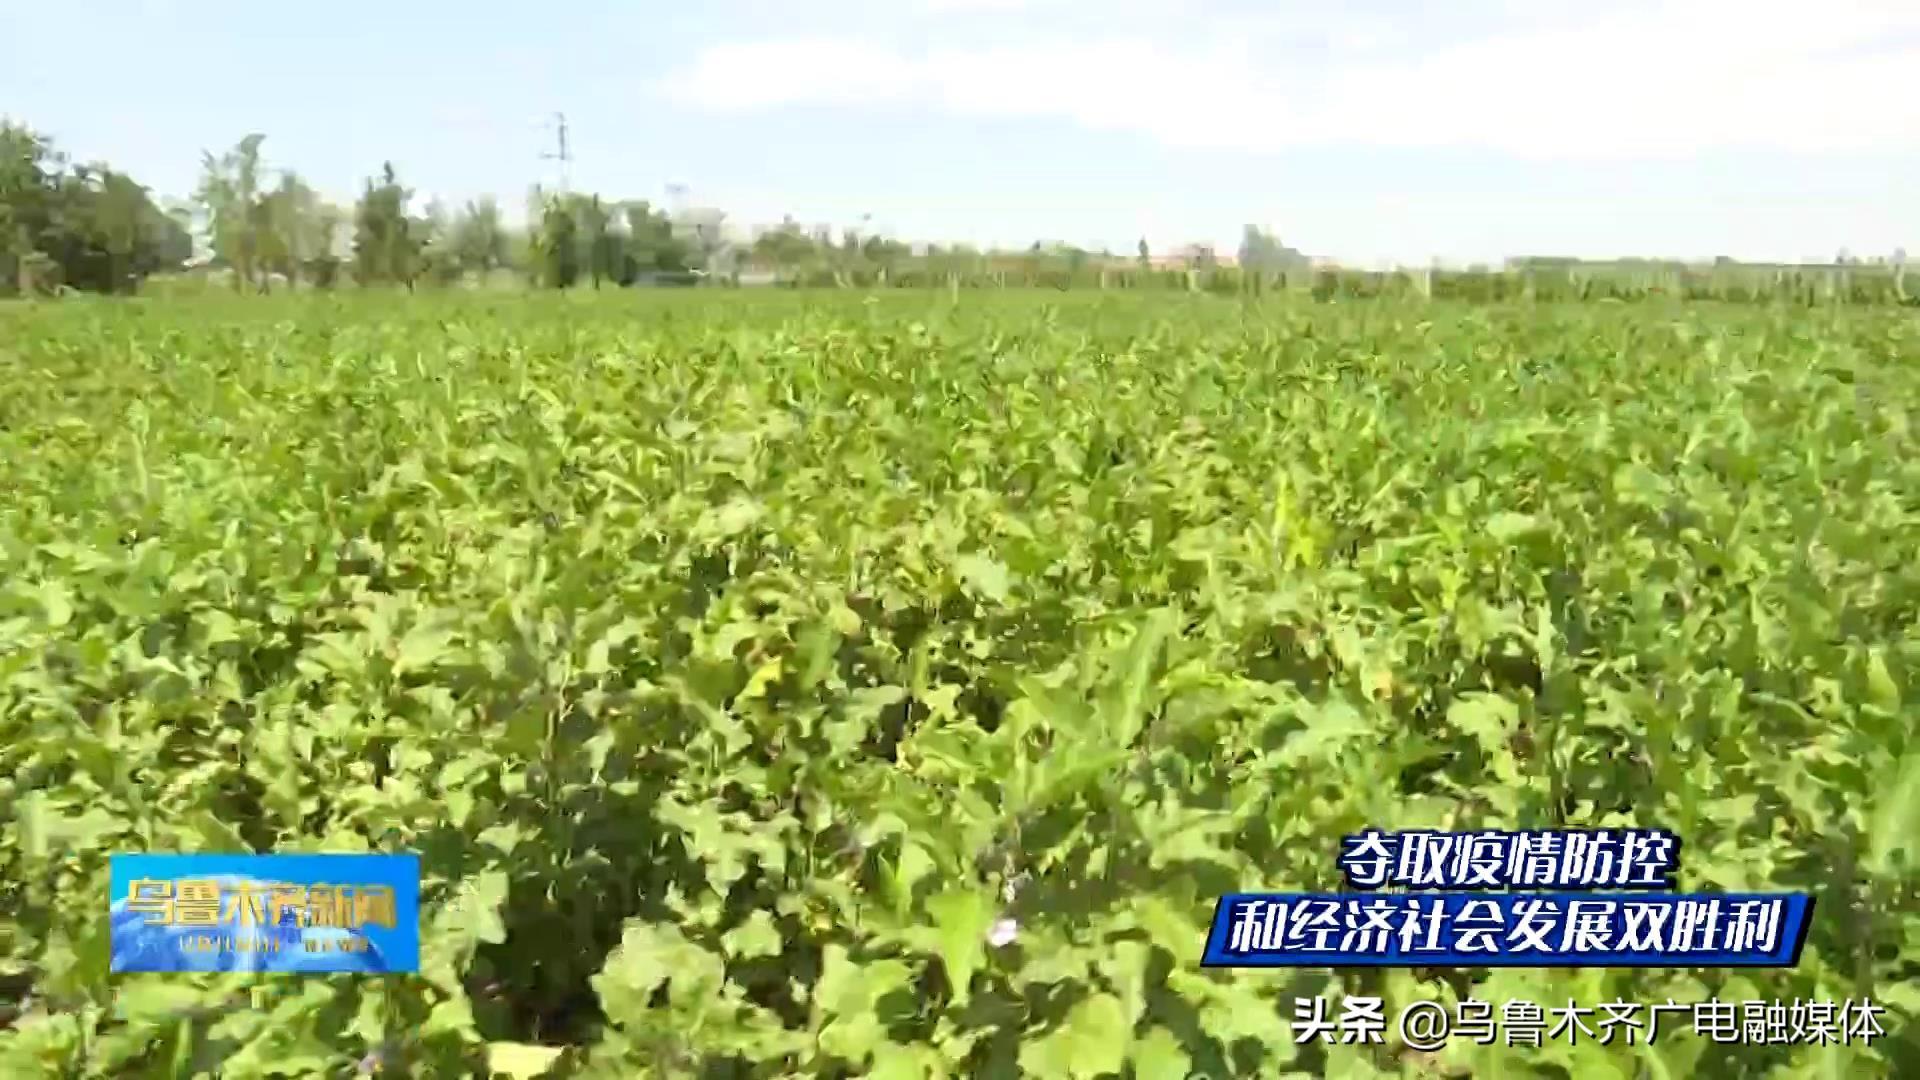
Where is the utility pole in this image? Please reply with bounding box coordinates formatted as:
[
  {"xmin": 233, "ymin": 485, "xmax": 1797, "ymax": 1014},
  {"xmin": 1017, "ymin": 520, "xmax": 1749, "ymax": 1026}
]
[{"xmin": 542, "ymin": 112, "xmax": 571, "ymax": 196}]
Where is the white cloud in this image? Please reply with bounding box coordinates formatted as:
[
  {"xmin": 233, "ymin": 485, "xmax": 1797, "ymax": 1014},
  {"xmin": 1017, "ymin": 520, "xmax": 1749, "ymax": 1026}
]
[
  {"xmin": 664, "ymin": 0, "xmax": 1920, "ymax": 158},
  {"xmin": 917, "ymin": 0, "xmax": 1042, "ymax": 11},
  {"xmin": 664, "ymin": 38, "xmax": 923, "ymax": 109}
]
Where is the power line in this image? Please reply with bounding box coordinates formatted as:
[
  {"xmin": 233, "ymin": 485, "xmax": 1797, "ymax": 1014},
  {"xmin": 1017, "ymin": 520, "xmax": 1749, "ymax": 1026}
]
[{"xmin": 541, "ymin": 112, "xmax": 571, "ymax": 195}]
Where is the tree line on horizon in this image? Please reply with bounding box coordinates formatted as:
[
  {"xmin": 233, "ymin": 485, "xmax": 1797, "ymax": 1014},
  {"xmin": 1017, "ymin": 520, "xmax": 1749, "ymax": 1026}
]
[
  {"xmin": 8, "ymin": 124, "xmax": 1904, "ymax": 305},
  {"xmin": 1, "ymin": 126, "xmax": 1317, "ymax": 298}
]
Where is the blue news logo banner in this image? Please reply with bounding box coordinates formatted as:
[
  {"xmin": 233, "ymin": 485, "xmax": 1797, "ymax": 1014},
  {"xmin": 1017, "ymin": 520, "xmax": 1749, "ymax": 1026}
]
[
  {"xmin": 109, "ymin": 854, "xmax": 420, "ymax": 974},
  {"xmin": 1201, "ymin": 892, "xmax": 1814, "ymax": 968}
]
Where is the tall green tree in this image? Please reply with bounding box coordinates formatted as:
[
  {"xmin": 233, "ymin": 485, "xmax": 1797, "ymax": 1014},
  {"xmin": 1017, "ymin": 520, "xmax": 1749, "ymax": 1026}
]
[
  {"xmin": 750, "ymin": 216, "xmax": 818, "ymax": 277},
  {"xmin": 571, "ymin": 194, "xmax": 613, "ymax": 288},
  {"xmin": 415, "ymin": 197, "xmax": 462, "ymax": 286},
  {"xmin": 530, "ymin": 188, "xmax": 578, "ymax": 288},
  {"xmin": 861, "ymin": 233, "xmax": 911, "ymax": 278},
  {"xmin": 352, "ymin": 162, "xmax": 417, "ymax": 288},
  {"xmin": 0, "ymin": 124, "xmax": 60, "ymax": 293},
  {"xmin": 1237, "ymin": 225, "xmax": 1306, "ymax": 272},
  {"xmin": 0, "ymin": 122, "xmax": 189, "ymax": 295},
  {"xmin": 620, "ymin": 200, "xmax": 690, "ymax": 279},
  {"xmin": 259, "ymin": 172, "xmax": 330, "ymax": 289},
  {"xmin": 86, "ymin": 169, "xmax": 156, "ymax": 290},
  {"xmin": 449, "ymin": 196, "xmax": 507, "ymax": 278},
  {"xmin": 306, "ymin": 202, "xmax": 345, "ymax": 287},
  {"xmin": 194, "ymin": 134, "xmax": 267, "ymax": 291}
]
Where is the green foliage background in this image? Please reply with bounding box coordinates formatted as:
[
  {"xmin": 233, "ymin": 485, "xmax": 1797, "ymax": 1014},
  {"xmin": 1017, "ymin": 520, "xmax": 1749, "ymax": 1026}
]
[{"xmin": 0, "ymin": 291, "xmax": 1915, "ymax": 1077}]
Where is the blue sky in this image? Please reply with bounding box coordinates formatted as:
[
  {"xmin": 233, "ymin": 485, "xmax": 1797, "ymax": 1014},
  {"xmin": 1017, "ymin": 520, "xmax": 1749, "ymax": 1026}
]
[{"xmin": 4, "ymin": 0, "xmax": 1916, "ymax": 265}]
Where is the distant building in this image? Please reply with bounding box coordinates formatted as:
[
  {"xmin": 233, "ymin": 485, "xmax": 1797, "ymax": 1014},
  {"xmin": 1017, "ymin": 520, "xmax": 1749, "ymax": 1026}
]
[{"xmin": 1146, "ymin": 244, "xmax": 1231, "ymax": 270}]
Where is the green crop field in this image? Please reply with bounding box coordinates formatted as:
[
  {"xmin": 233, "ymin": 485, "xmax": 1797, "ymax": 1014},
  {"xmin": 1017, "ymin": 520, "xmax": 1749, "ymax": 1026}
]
[{"xmin": 1, "ymin": 290, "xmax": 1916, "ymax": 1077}]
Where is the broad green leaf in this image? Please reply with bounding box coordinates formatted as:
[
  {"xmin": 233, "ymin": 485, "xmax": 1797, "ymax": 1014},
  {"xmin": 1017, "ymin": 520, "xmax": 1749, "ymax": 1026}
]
[
  {"xmin": 1485, "ymin": 512, "xmax": 1541, "ymax": 542},
  {"xmin": 1865, "ymin": 648, "xmax": 1901, "ymax": 712},
  {"xmin": 1129, "ymin": 1026, "xmax": 1190, "ymax": 1079},
  {"xmin": 111, "ymin": 982, "xmax": 209, "ymax": 1025},
  {"xmin": 486, "ymin": 1042, "xmax": 566, "ymax": 1078},
  {"xmin": 1447, "ymin": 692, "xmax": 1518, "ymax": 755},
  {"xmin": 1017, "ymin": 992, "xmax": 1130, "ymax": 1079},
  {"xmin": 393, "ymin": 622, "xmax": 459, "ymax": 676},
  {"xmin": 721, "ymin": 910, "xmax": 785, "ymax": 960},
  {"xmin": 924, "ymin": 889, "xmax": 996, "ymax": 1006},
  {"xmin": 1864, "ymin": 749, "xmax": 1920, "ymax": 877},
  {"xmin": 954, "ymin": 553, "xmax": 1011, "ymax": 604}
]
